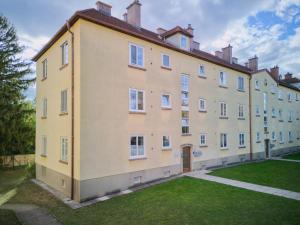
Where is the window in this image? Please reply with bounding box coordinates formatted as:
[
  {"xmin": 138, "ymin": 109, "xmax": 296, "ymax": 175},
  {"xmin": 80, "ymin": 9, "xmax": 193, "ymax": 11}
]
[
  {"xmin": 278, "ymin": 90, "xmax": 283, "ymax": 100},
  {"xmin": 129, "ymin": 89, "xmax": 145, "ymax": 112},
  {"xmin": 255, "ymin": 80, "xmax": 260, "ymax": 90},
  {"xmin": 162, "ymin": 136, "xmax": 171, "ymax": 149},
  {"xmin": 238, "ymin": 104, "xmax": 245, "ymax": 118},
  {"xmin": 181, "ymin": 75, "xmax": 189, "ymax": 108},
  {"xmin": 271, "ymin": 108, "xmax": 276, "ymax": 117},
  {"xmin": 61, "ymin": 42, "xmax": 68, "ymax": 66},
  {"xmin": 288, "ymin": 93, "xmax": 292, "ymax": 102},
  {"xmin": 256, "ymin": 132, "xmax": 260, "ymax": 142},
  {"xmin": 161, "ymin": 94, "xmax": 171, "ymax": 109},
  {"xmin": 199, "ymin": 133, "xmax": 207, "ymax": 146},
  {"xmin": 60, "ymin": 137, "xmax": 68, "ymax": 162},
  {"xmin": 60, "ymin": 90, "xmax": 67, "ymax": 113},
  {"xmin": 130, "ymin": 136, "xmax": 145, "ymax": 159},
  {"xmin": 272, "ymin": 131, "xmax": 276, "ymax": 141},
  {"xmin": 199, "ymin": 65, "xmax": 205, "ymax": 77},
  {"xmin": 297, "ymin": 112, "xmax": 300, "ymax": 120},
  {"xmin": 41, "ymin": 136, "xmax": 47, "ymax": 156},
  {"xmin": 255, "ymin": 106, "xmax": 260, "ymax": 116},
  {"xmin": 42, "ymin": 59, "xmax": 47, "ymax": 79},
  {"xmin": 296, "ymin": 93, "xmax": 299, "ymax": 101},
  {"xmin": 263, "ymin": 92, "xmax": 267, "ymax": 114},
  {"xmin": 288, "ymin": 111, "xmax": 293, "ymax": 122},
  {"xmin": 279, "ymin": 131, "xmax": 284, "ymax": 143},
  {"xmin": 199, "ymin": 98, "xmax": 207, "ymax": 112},
  {"xmin": 271, "ymin": 84, "xmax": 276, "ymax": 94},
  {"xmin": 237, "ymin": 77, "xmax": 245, "ymax": 91},
  {"xmin": 279, "ymin": 109, "xmax": 283, "ymax": 120},
  {"xmin": 182, "ymin": 111, "xmax": 189, "ymax": 134},
  {"xmin": 161, "ymin": 54, "xmax": 170, "ymax": 68},
  {"xmin": 180, "ymin": 35, "xmax": 188, "ymax": 49},
  {"xmin": 220, "ymin": 133, "xmax": 228, "ymax": 149},
  {"xmin": 129, "ymin": 43, "xmax": 144, "ymax": 67},
  {"xmin": 239, "ymin": 133, "xmax": 245, "ymax": 147},
  {"xmin": 42, "ymin": 98, "xmax": 47, "ymax": 118},
  {"xmin": 220, "ymin": 102, "xmax": 227, "ymax": 117},
  {"xmin": 288, "ymin": 131, "xmax": 292, "ymax": 142},
  {"xmin": 219, "ymin": 71, "xmax": 227, "ymax": 86}
]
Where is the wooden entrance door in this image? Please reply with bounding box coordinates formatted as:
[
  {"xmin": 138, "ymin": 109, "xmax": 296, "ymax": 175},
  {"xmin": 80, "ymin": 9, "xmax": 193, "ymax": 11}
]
[
  {"xmin": 182, "ymin": 146, "xmax": 191, "ymax": 172},
  {"xmin": 265, "ymin": 139, "xmax": 270, "ymax": 158}
]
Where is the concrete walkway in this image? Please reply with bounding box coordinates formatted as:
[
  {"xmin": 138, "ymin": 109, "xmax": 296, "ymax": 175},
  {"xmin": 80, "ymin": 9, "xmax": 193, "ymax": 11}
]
[
  {"xmin": 272, "ymin": 157, "xmax": 300, "ymax": 163},
  {"xmin": 186, "ymin": 170, "xmax": 300, "ymax": 201},
  {"xmin": 1, "ymin": 204, "xmax": 63, "ymax": 225}
]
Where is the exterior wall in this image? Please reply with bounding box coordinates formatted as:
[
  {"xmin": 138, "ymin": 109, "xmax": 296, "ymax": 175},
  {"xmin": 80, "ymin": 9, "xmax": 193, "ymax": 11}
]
[
  {"xmin": 35, "ymin": 20, "xmax": 82, "ymax": 201},
  {"xmin": 78, "ymin": 19, "xmax": 250, "ymax": 199},
  {"xmin": 251, "ymin": 71, "xmax": 300, "ymax": 158}
]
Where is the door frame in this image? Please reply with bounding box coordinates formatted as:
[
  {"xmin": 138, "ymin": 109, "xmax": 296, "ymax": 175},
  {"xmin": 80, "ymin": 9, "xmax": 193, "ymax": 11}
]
[{"xmin": 181, "ymin": 144, "xmax": 192, "ymax": 173}]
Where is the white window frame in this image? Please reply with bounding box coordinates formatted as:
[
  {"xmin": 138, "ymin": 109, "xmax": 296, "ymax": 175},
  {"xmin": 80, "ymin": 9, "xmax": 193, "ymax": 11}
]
[
  {"xmin": 271, "ymin": 108, "xmax": 276, "ymax": 117},
  {"xmin": 60, "ymin": 89, "xmax": 68, "ymax": 113},
  {"xmin": 199, "ymin": 133, "xmax": 207, "ymax": 147},
  {"xmin": 239, "ymin": 133, "xmax": 245, "ymax": 147},
  {"xmin": 255, "ymin": 106, "xmax": 260, "ymax": 116},
  {"xmin": 129, "ymin": 88, "xmax": 145, "ymax": 112},
  {"xmin": 271, "ymin": 84, "xmax": 276, "ymax": 94},
  {"xmin": 237, "ymin": 76, "xmax": 245, "ymax": 91},
  {"xmin": 42, "ymin": 97, "xmax": 47, "ymax": 118},
  {"xmin": 41, "ymin": 135, "xmax": 47, "ymax": 156},
  {"xmin": 279, "ymin": 109, "xmax": 283, "ymax": 120},
  {"xmin": 238, "ymin": 104, "xmax": 245, "ymax": 119},
  {"xmin": 288, "ymin": 111, "xmax": 293, "ymax": 122},
  {"xmin": 180, "ymin": 35, "xmax": 188, "ymax": 50},
  {"xmin": 278, "ymin": 90, "xmax": 283, "ymax": 100},
  {"xmin": 161, "ymin": 94, "xmax": 171, "ymax": 109},
  {"xmin": 130, "ymin": 135, "xmax": 145, "ymax": 159},
  {"xmin": 279, "ymin": 131, "xmax": 284, "ymax": 143},
  {"xmin": 220, "ymin": 102, "xmax": 227, "ymax": 117},
  {"xmin": 42, "ymin": 59, "xmax": 47, "ymax": 79},
  {"xmin": 272, "ymin": 131, "xmax": 276, "ymax": 141},
  {"xmin": 61, "ymin": 41, "xmax": 68, "ymax": 66},
  {"xmin": 256, "ymin": 132, "xmax": 260, "ymax": 142},
  {"xmin": 60, "ymin": 137, "xmax": 68, "ymax": 162},
  {"xmin": 255, "ymin": 80, "xmax": 260, "ymax": 90},
  {"xmin": 198, "ymin": 65, "xmax": 205, "ymax": 77},
  {"xmin": 219, "ymin": 71, "xmax": 227, "ymax": 87},
  {"xmin": 161, "ymin": 53, "xmax": 170, "ymax": 68},
  {"xmin": 288, "ymin": 93, "xmax": 292, "ymax": 102},
  {"xmin": 162, "ymin": 135, "xmax": 171, "ymax": 149},
  {"xmin": 220, "ymin": 133, "xmax": 228, "ymax": 149},
  {"xmin": 129, "ymin": 43, "xmax": 144, "ymax": 68},
  {"xmin": 199, "ymin": 98, "xmax": 207, "ymax": 112},
  {"xmin": 288, "ymin": 131, "xmax": 292, "ymax": 142}
]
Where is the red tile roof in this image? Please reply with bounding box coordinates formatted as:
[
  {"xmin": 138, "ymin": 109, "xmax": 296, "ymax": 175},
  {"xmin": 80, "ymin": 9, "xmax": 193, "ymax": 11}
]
[
  {"xmin": 281, "ymin": 77, "xmax": 300, "ymax": 84},
  {"xmin": 160, "ymin": 26, "xmax": 193, "ymax": 38},
  {"xmin": 32, "ymin": 8, "xmax": 252, "ymax": 74}
]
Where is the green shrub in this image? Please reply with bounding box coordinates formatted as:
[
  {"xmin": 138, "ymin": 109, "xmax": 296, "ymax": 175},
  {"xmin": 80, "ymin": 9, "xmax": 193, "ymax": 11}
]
[{"xmin": 25, "ymin": 162, "xmax": 36, "ymax": 178}]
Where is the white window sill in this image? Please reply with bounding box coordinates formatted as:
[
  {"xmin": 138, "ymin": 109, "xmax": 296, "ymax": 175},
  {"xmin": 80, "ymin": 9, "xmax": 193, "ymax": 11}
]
[
  {"xmin": 162, "ymin": 147, "xmax": 172, "ymax": 151},
  {"xmin": 220, "ymin": 147, "xmax": 228, "ymax": 150},
  {"xmin": 129, "ymin": 156, "xmax": 147, "ymax": 161},
  {"xmin": 198, "ymin": 75, "xmax": 206, "ymax": 79},
  {"xmin": 129, "ymin": 110, "xmax": 146, "ymax": 114},
  {"xmin": 237, "ymin": 89, "xmax": 245, "ymax": 92},
  {"xmin": 161, "ymin": 106, "xmax": 172, "ymax": 110},
  {"xmin": 219, "ymin": 85, "xmax": 228, "ymax": 89},
  {"xmin": 199, "ymin": 110, "xmax": 207, "ymax": 113},
  {"xmin": 238, "ymin": 146, "xmax": 246, "ymax": 149},
  {"xmin": 161, "ymin": 66, "xmax": 172, "ymax": 71},
  {"xmin": 128, "ymin": 64, "xmax": 146, "ymax": 71},
  {"xmin": 238, "ymin": 117, "xmax": 245, "ymax": 120},
  {"xmin": 199, "ymin": 145, "xmax": 208, "ymax": 148}
]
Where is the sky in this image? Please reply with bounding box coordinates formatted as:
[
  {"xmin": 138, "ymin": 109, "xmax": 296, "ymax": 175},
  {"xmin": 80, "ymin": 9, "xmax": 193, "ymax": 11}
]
[{"xmin": 1, "ymin": 0, "xmax": 300, "ymax": 100}]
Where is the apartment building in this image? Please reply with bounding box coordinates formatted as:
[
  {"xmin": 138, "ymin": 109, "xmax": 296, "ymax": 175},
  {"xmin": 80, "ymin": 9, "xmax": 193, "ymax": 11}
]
[{"xmin": 33, "ymin": 0, "xmax": 300, "ymax": 202}]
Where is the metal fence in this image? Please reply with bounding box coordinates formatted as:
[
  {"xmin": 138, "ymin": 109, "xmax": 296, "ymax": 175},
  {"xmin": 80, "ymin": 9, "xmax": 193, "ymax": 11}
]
[{"xmin": 0, "ymin": 154, "xmax": 35, "ymax": 168}]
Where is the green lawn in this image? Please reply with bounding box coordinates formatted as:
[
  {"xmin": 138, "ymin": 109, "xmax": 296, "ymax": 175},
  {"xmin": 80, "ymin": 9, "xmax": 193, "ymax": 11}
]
[
  {"xmin": 283, "ymin": 152, "xmax": 300, "ymax": 160},
  {"xmin": 0, "ymin": 209, "xmax": 21, "ymax": 225},
  {"xmin": 1, "ymin": 168, "xmax": 300, "ymax": 225},
  {"xmin": 210, "ymin": 160, "xmax": 300, "ymax": 192}
]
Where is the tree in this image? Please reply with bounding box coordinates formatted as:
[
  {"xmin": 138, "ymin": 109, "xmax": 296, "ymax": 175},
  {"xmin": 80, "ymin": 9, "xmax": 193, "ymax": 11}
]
[{"xmin": 0, "ymin": 15, "xmax": 35, "ymax": 166}]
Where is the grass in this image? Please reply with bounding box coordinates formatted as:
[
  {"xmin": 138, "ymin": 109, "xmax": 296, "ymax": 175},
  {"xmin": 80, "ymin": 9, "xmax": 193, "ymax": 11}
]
[
  {"xmin": 0, "ymin": 209, "xmax": 21, "ymax": 225},
  {"xmin": 1, "ymin": 168, "xmax": 300, "ymax": 225},
  {"xmin": 210, "ymin": 160, "xmax": 300, "ymax": 192},
  {"xmin": 283, "ymin": 152, "xmax": 300, "ymax": 160}
]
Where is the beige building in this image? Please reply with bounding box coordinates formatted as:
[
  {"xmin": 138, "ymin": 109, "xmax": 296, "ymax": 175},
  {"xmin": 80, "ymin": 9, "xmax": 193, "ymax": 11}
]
[{"xmin": 33, "ymin": 0, "xmax": 300, "ymax": 202}]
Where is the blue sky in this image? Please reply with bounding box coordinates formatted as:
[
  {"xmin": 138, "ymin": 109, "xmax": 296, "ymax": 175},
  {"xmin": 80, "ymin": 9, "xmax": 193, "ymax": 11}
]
[{"xmin": 1, "ymin": 0, "xmax": 300, "ymax": 99}]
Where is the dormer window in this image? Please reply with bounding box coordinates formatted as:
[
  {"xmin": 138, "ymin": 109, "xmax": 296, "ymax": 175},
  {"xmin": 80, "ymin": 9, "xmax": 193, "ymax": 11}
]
[{"xmin": 180, "ymin": 35, "xmax": 188, "ymax": 50}]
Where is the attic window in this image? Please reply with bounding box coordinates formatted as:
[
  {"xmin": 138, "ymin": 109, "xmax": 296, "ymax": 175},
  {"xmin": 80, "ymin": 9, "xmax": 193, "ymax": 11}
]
[
  {"xmin": 264, "ymin": 79, "xmax": 268, "ymax": 86},
  {"xmin": 180, "ymin": 35, "xmax": 188, "ymax": 50}
]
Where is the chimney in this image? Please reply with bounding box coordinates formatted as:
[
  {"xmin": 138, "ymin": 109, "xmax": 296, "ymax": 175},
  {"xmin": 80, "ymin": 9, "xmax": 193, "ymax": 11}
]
[
  {"xmin": 222, "ymin": 44, "xmax": 232, "ymax": 63},
  {"xmin": 186, "ymin": 24, "xmax": 194, "ymax": 36},
  {"xmin": 157, "ymin": 27, "xmax": 167, "ymax": 35},
  {"xmin": 248, "ymin": 55, "xmax": 258, "ymax": 71},
  {"xmin": 96, "ymin": 1, "xmax": 112, "ymax": 16},
  {"xmin": 123, "ymin": 13, "xmax": 128, "ymax": 22},
  {"xmin": 215, "ymin": 51, "xmax": 223, "ymax": 59},
  {"xmin": 245, "ymin": 62, "xmax": 249, "ymax": 68},
  {"xmin": 270, "ymin": 66, "xmax": 279, "ymax": 81},
  {"xmin": 232, "ymin": 57, "xmax": 238, "ymax": 64},
  {"xmin": 192, "ymin": 41, "xmax": 200, "ymax": 50},
  {"xmin": 126, "ymin": 0, "xmax": 142, "ymax": 27},
  {"xmin": 285, "ymin": 72, "xmax": 293, "ymax": 79}
]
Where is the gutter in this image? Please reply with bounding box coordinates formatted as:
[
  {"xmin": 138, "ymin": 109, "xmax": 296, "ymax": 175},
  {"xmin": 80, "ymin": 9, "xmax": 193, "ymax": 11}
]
[
  {"xmin": 66, "ymin": 20, "xmax": 75, "ymax": 200},
  {"xmin": 249, "ymin": 75, "xmax": 253, "ymax": 160}
]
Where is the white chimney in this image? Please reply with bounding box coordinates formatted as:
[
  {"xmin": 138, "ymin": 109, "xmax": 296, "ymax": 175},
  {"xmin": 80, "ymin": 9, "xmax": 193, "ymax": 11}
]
[
  {"xmin": 126, "ymin": 0, "xmax": 142, "ymax": 27},
  {"xmin": 96, "ymin": 1, "xmax": 112, "ymax": 16}
]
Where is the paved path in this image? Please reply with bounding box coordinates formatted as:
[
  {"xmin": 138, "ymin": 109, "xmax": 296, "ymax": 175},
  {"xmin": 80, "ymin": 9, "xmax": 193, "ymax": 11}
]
[
  {"xmin": 1, "ymin": 204, "xmax": 63, "ymax": 225},
  {"xmin": 186, "ymin": 171, "xmax": 300, "ymax": 201},
  {"xmin": 272, "ymin": 157, "xmax": 300, "ymax": 163}
]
